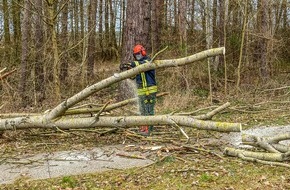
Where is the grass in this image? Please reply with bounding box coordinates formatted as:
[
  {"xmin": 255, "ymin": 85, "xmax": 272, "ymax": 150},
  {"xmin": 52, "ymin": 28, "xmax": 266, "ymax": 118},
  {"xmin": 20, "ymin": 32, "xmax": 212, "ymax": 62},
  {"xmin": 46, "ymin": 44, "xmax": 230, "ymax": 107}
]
[{"xmin": 2, "ymin": 156, "xmax": 289, "ymax": 189}]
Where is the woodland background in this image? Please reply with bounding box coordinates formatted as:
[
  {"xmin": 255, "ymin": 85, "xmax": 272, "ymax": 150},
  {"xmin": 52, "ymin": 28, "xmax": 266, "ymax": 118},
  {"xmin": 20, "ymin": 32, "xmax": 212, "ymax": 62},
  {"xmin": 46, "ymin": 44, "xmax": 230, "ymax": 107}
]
[{"xmin": 1, "ymin": 0, "xmax": 290, "ymax": 111}]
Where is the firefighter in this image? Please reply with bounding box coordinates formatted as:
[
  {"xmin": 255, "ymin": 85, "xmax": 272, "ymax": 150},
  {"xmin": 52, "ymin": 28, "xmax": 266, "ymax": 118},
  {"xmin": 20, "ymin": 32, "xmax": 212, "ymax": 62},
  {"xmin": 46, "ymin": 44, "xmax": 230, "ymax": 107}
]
[{"xmin": 121, "ymin": 44, "xmax": 157, "ymax": 136}]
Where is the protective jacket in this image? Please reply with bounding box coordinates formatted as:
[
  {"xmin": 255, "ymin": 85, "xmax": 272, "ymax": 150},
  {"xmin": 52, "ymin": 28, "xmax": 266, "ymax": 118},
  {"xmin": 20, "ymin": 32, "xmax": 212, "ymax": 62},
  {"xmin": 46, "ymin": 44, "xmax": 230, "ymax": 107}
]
[{"xmin": 130, "ymin": 56, "xmax": 157, "ymax": 96}]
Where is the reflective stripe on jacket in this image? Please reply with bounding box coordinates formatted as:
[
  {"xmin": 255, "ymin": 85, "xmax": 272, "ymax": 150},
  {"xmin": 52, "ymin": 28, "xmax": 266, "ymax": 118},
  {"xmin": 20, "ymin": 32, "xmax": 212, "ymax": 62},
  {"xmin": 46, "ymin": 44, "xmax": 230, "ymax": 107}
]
[{"xmin": 132, "ymin": 58, "xmax": 157, "ymax": 96}]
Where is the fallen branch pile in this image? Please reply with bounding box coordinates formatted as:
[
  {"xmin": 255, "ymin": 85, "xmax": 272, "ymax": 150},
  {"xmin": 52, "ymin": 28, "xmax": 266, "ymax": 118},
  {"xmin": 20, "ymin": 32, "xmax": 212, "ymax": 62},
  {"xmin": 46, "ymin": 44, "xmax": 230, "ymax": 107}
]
[{"xmin": 224, "ymin": 132, "xmax": 290, "ymax": 167}]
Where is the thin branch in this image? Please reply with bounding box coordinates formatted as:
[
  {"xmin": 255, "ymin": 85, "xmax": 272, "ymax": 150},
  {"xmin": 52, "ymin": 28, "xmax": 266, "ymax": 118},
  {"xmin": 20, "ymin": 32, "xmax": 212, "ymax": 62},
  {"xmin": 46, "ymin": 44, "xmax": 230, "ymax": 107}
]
[{"xmin": 170, "ymin": 119, "xmax": 190, "ymax": 142}]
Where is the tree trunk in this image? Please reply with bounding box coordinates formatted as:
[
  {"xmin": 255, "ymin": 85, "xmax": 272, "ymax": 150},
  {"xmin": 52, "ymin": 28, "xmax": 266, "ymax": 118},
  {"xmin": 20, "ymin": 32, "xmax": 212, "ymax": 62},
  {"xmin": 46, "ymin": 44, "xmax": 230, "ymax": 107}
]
[
  {"xmin": 151, "ymin": 0, "xmax": 163, "ymax": 53},
  {"xmin": 19, "ymin": 0, "xmax": 31, "ymax": 107},
  {"xmin": 87, "ymin": 0, "xmax": 97, "ymax": 80},
  {"xmin": 258, "ymin": 0, "xmax": 269, "ymax": 79},
  {"xmin": 104, "ymin": 0, "xmax": 110, "ymax": 47},
  {"xmin": 99, "ymin": 0, "xmax": 104, "ymax": 50},
  {"xmin": 109, "ymin": 0, "xmax": 118, "ymax": 49},
  {"xmin": 0, "ymin": 114, "xmax": 241, "ymax": 133},
  {"xmin": 205, "ymin": 0, "xmax": 213, "ymax": 103},
  {"xmin": 60, "ymin": 1, "xmax": 69, "ymax": 83},
  {"xmin": 11, "ymin": 0, "xmax": 21, "ymax": 66},
  {"xmin": 282, "ymin": 0, "xmax": 287, "ymax": 29},
  {"xmin": 236, "ymin": 0, "xmax": 248, "ymax": 90},
  {"xmin": 3, "ymin": 0, "xmax": 11, "ymax": 54},
  {"xmin": 34, "ymin": 0, "xmax": 45, "ymax": 104},
  {"xmin": 178, "ymin": 0, "xmax": 187, "ymax": 56},
  {"xmin": 119, "ymin": 0, "xmax": 152, "ymax": 100},
  {"xmin": 220, "ymin": 0, "xmax": 228, "ymax": 96},
  {"xmin": 47, "ymin": 0, "xmax": 61, "ymax": 102},
  {"xmin": 80, "ymin": 0, "xmax": 85, "ymax": 52},
  {"xmin": 190, "ymin": 0, "xmax": 195, "ymax": 33},
  {"xmin": 74, "ymin": 0, "xmax": 79, "ymax": 42}
]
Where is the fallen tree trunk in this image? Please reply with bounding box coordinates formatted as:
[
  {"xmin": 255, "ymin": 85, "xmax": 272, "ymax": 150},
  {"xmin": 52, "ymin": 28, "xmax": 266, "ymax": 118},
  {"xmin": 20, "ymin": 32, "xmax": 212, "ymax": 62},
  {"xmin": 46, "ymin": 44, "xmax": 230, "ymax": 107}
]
[
  {"xmin": 1, "ymin": 48, "xmax": 237, "ymax": 133},
  {"xmin": 0, "ymin": 92, "xmax": 169, "ymax": 118},
  {"xmin": 0, "ymin": 115, "xmax": 241, "ymax": 132}
]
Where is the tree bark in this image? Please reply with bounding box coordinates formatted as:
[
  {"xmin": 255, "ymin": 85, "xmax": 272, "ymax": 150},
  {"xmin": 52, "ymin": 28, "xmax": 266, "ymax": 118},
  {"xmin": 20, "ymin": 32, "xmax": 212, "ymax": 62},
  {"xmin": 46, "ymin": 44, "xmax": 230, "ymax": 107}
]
[
  {"xmin": 87, "ymin": 0, "xmax": 97, "ymax": 80},
  {"xmin": 3, "ymin": 0, "xmax": 11, "ymax": 51},
  {"xmin": 19, "ymin": 0, "xmax": 31, "ymax": 107},
  {"xmin": 0, "ymin": 114, "xmax": 241, "ymax": 133},
  {"xmin": 35, "ymin": 0, "xmax": 45, "ymax": 104},
  {"xmin": 60, "ymin": 1, "xmax": 69, "ymax": 82},
  {"xmin": 178, "ymin": 0, "xmax": 187, "ymax": 56},
  {"xmin": 47, "ymin": 0, "xmax": 61, "ymax": 102},
  {"xmin": 119, "ymin": 0, "xmax": 151, "ymax": 100},
  {"xmin": 236, "ymin": 0, "xmax": 248, "ymax": 90},
  {"xmin": 109, "ymin": 0, "xmax": 118, "ymax": 49},
  {"xmin": 259, "ymin": 0, "xmax": 269, "ymax": 79},
  {"xmin": 12, "ymin": 0, "xmax": 21, "ymax": 66},
  {"xmin": 151, "ymin": 0, "xmax": 163, "ymax": 53}
]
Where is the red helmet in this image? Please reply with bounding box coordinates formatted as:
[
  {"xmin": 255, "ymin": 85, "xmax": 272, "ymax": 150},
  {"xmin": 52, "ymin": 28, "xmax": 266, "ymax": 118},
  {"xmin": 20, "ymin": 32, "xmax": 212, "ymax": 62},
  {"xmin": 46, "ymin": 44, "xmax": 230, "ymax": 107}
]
[{"xmin": 133, "ymin": 44, "xmax": 146, "ymax": 56}]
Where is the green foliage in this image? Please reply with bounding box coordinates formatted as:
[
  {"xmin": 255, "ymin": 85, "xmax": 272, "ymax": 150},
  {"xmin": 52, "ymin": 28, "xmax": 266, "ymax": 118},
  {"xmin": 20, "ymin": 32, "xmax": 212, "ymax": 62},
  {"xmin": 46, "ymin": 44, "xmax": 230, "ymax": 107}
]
[
  {"xmin": 61, "ymin": 176, "xmax": 77, "ymax": 188},
  {"xmin": 163, "ymin": 155, "xmax": 176, "ymax": 163},
  {"xmin": 199, "ymin": 173, "xmax": 213, "ymax": 182},
  {"xmin": 192, "ymin": 88, "xmax": 209, "ymax": 97},
  {"xmin": 228, "ymin": 33, "xmax": 241, "ymax": 49}
]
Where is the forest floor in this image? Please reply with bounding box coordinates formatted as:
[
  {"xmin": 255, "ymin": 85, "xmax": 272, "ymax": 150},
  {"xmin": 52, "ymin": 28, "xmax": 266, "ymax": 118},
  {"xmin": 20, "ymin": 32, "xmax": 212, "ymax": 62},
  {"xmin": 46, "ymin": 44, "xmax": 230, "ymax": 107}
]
[{"xmin": 1, "ymin": 88, "xmax": 290, "ymax": 190}]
